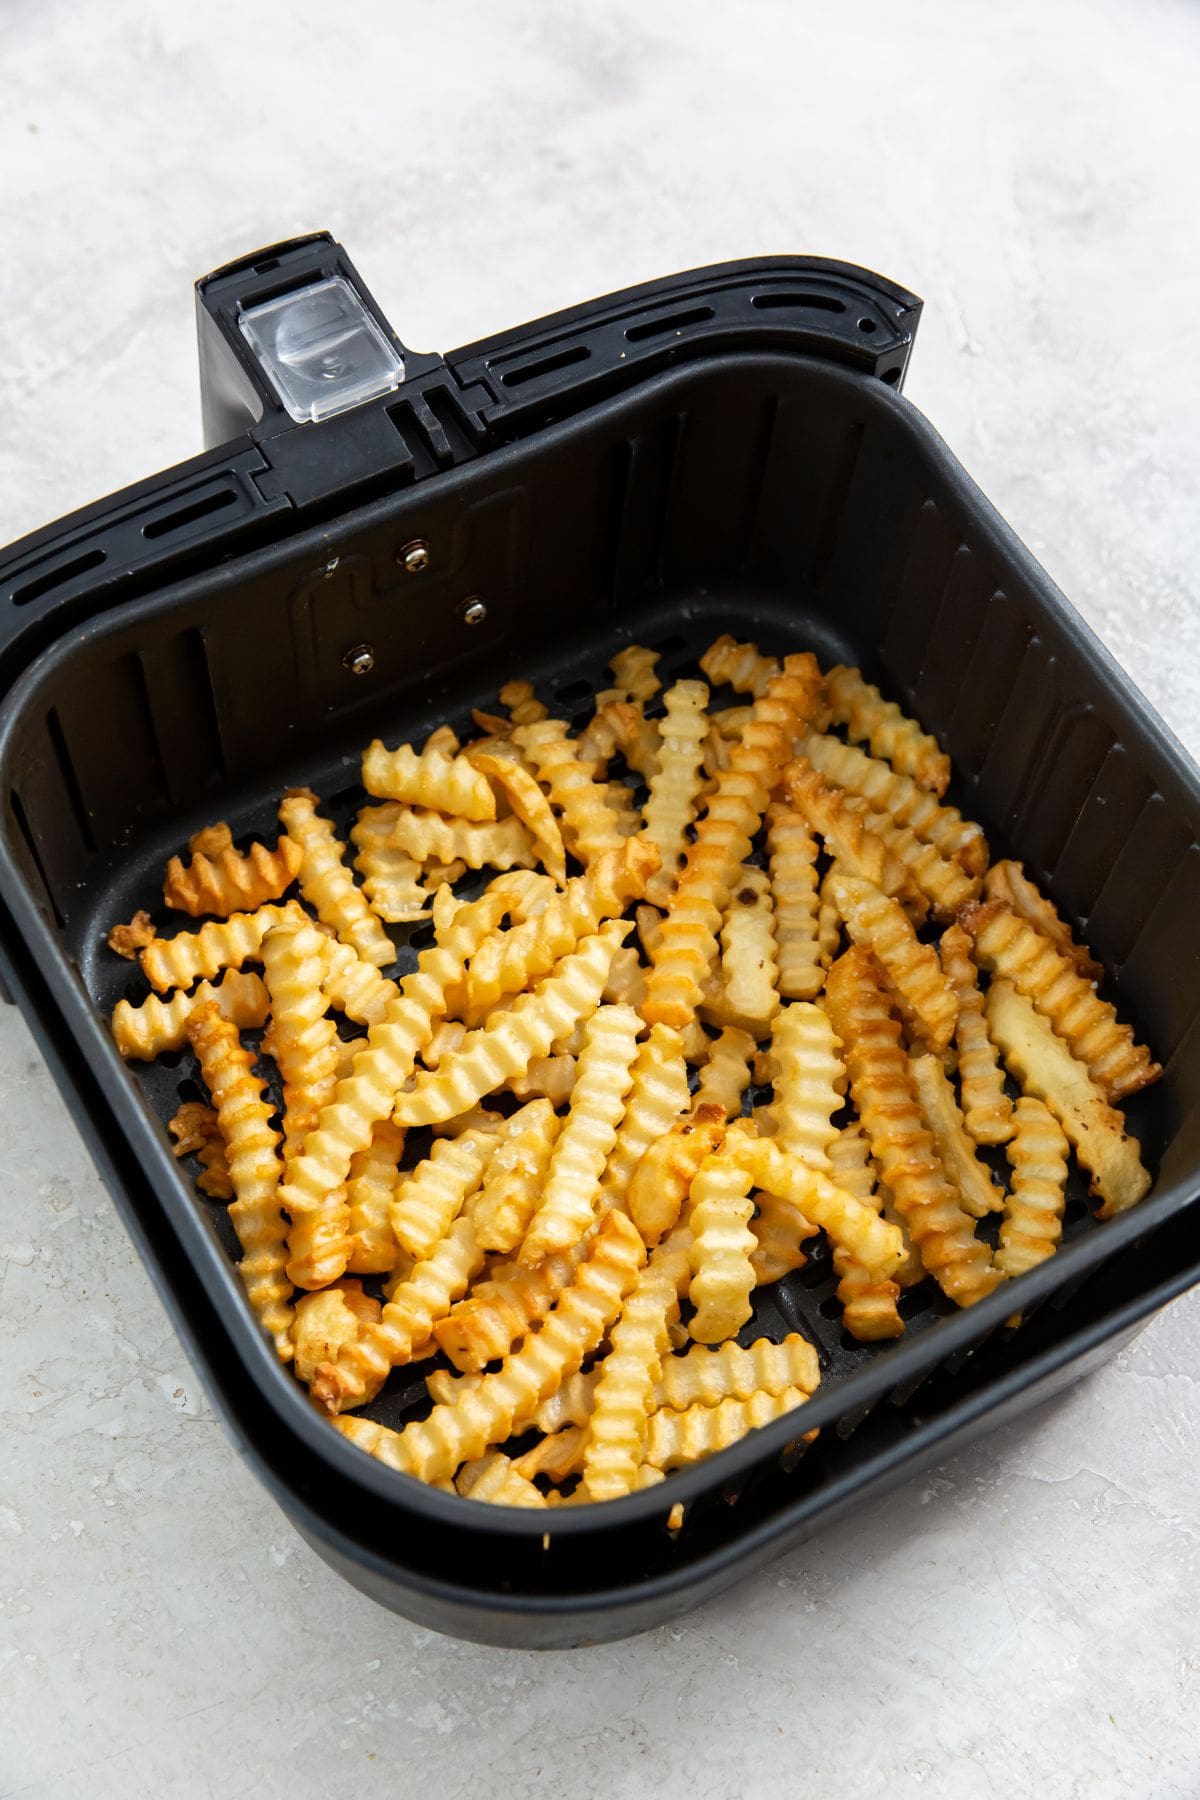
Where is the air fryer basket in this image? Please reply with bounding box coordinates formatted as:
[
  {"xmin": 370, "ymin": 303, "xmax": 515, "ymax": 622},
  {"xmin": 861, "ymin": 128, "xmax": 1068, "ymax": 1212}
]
[{"xmin": 1, "ymin": 237, "xmax": 1197, "ymax": 1648}]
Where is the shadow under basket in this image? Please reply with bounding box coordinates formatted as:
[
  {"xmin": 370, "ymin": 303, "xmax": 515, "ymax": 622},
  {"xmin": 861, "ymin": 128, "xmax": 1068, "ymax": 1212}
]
[{"xmin": 0, "ymin": 235, "xmax": 1197, "ymax": 1647}]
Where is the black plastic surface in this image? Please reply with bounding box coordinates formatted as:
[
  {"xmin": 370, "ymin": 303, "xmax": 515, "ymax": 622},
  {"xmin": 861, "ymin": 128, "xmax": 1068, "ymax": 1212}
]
[{"xmin": 0, "ymin": 266, "xmax": 1197, "ymax": 1646}]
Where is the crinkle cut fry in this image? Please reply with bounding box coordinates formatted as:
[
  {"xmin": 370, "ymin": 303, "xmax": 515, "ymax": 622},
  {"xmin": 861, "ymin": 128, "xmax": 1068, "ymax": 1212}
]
[
  {"xmin": 826, "ymin": 1117, "xmax": 904, "ymax": 1339},
  {"xmin": 456, "ymin": 1454, "xmax": 548, "ymax": 1508},
  {"xmin": 391, "ymin": 920, "xmax": 631, "ymax": 1126},
  {"xmin": 346, "ymin": 1119, "xmax": 406, "ymax": 1274},
  {"xmin": 655, "ymin": 1334, "xmax": 820, "ymax": 1411},
  {"xmin": 601, "ymin": 1024, "xmax": 690, "ymax": 1215},
  {"xmin": 260, "ymin": 916, "xmax": 341, "ymax": 1163},
  {"xmin": 641, "ymin": 677, "xmax": 710, "ymax": 905},
  {"xmin": 608, "ymin": 643, "xmax": 662, "ymax": 702},
  {"xmin": 581, "ymin": 1236, "xmax": 690, "ymax": 1501},
  {"xmin": 699, "ymin": 634, "xmax": 780, "ymax": 698},
  {"xmin": 433, "ymin": 1244, "xmax": 584, "ymax": 1371},
  {"xmin": 279, "ymin": 788, "xmax": 395, "ymax": 969},
  {"xmin": 380, "ymin": 1211, "xmax": 645, "ymax": 1484},
  {"xmin": 687, "ymin": 1137, "xmax": 758, "ymax": 1345},
  {"xmin": 822, "ymin": 664, "xmax": 951, "ymax": 796},
  {"xmin": 466, "ymin": 751, "xmax": 567, "ymax": 887},
  {"xmin": 766, "ymin": 804, "xmax": 823, "ymax": 1001},
  {"xmin": 910, "ymin": 1052, "xmax": 1004, "ymax": 1220},
  {"xmin": 824, "ymin": 947, "xmax": 1002, "ymax": 1308},
  {"xmin": 163, "ymin": 834, "xmax": 303, "ymax": 917},
  {"xmin": 939, "ymin": 923, "xmax": 1013, "ymax": 1146},
  {"xmin": 360, "ymin": 740, "xmax": 497, "ymax": 821},
  {"xmin": 627, "ymin": 1101, "xmax": 728, "ymax": 1246},
  {"xmin": 693, "ymin": 1026, "xmax": 756, "ymax": 1120},
  {"xmin": 138, "ymin": 899, "xmax": 308, "ymax": 995},
  {"xmin": 185, "ymin": 1002, "xmax": 293, "ymax": 1359},
  {"xmin": 702, "ymin": 866, "xmax": 781, "ymax": 1038},
  {"xmin": 293, "ymin": 1282, "xmax": 381, "ymax": 1386},
  {"xmin": 984, "ymin": 859, "xmax": 1104, "ymax": 983},
  {"xmin": 782, "ymin": 759, "xmax": 914, "ymax": 909},
  {"xmin": 378, "ymin": 804, "xmax": 537, "ymax": 872},
  {"xmin": 751, "ymin": 1001, "xmax": 840, "ymax": 1283},
  {"xmin": 733, "ymin": 1134, "xmax": 905, "ymax": 1285},
  {"xmin": 961, "ymin": 901, "xmax": 1160, "ymax": 1103},
  {"xmin": 643, "ymin": 656, "xmax": 822, "ymax": 1032},
  {"xmin": 996, "ymin": 1096, "xmax": 1070, "ymax": 1278},
  {"xmin": 112, "ymin": 968, "xmax": 269, "ymax": 1060},
  {"xmin": 642, "ymin": 1386, "xmax": 810, "ymax": 1472},
  {"xmin": 512, "ymin": 719, "xmax": 626, "ymax": 867},
  {"xmin": 167, "ymin": 1100, "xmax": 232, "ymax": 1199},
  {"xmin": 470, "ymin": 1098, "xmax": 560, "ymax": 1252},
  {"xmin": 825, "ymin": 869, "xmax": 958, "ymax": 1053},
  {"xmin": 390, "ymin": 1127, "xmax": 496, "ymax": 1262},
  {"xmin": 801, "ymin": 730, "xmax": 985, "ymax": 876}
]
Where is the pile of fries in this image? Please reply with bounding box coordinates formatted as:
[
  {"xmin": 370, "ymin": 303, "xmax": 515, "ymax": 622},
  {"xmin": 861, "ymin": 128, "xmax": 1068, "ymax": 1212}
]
[{"xmin": 106, "ymin": 635, "xmax": 1159, "ymax": 1509}]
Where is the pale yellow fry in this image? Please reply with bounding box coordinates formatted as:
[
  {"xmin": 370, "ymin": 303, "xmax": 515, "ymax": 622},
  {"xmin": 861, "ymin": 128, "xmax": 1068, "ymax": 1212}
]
[
  {"xmin": 356, "ymin": 803, "xmax": 536, "ymax": 872},
  {"xmin": 694, "ymin": 1026, "xmax": 757, "ymax": 1119},
  {"xmin": 598, "ymin": 701, "xmax": 659, "ymax": 782},
  {"xmin": 822, "ymin": 664, "xmax": 952, "ymax": 796},
  {"xmin": 361, "ymin": 740, "xmax": 497, "ymax": 821},
  {"xmin": 581, "ymin": 1236, "xmax": 691, "ymax": 1500},
  {"xmin": 139, "ymin": 899, "xmax": 308, "ymax": 994},
  {"xmin": 471, "ymin": 1100, "xmax": 561, "ymax": 1252},
  {"xmin": 423, "ymin": 1020, "xmax": 466, "ymax": 1068},
  {"xmin": 513, "ymin": 719, "xmax": 626, "ymax": 867},
  {"xmin": 112, "ymin": 968, "xmax": 269, "ymax": 1060},
  {"xmin": 801, "ymin": 731, "xmax": 984, "ymax": 875},
  {"xmin": 499, "ymin": 679, "xmax": 548, "ymax": 727},
  {"xmin": 317, "ymin": 935, "xmax": 400, "ymax": 1028},
  {"xmin": 984, "ymin": 860, "xmax": 1104, "ymax": 983},
  {"xmin": 392, "ymin": 920, "xmax": 631, "ymax": 1126},
  {"xmin": 506, "ymin": 1054, "xmax": 578, "ymax": 1107},
  {"xmin": 699, "ymin": 634, "xmax": 780, "ymax": 698},
  {"xmin": 423, "ymin": 725, "xmax": 461, "ymax": 756},
  {"xmin": 749, "ymin": 1194, "xmax": 811, "ymax": 1286},
  {"xmin": 261, "ymin": 917, "xmax": 341, "ymax": 1164},
  {"xmin": 733, "ymin": 1133, "xmax": 905, "ymax": 1285},
  {"xmin": 628, "ymin": 1102, "xmax": 727, "ymax": 1246},
  {"xmin": 531, "ymin": 1369, "xmax": 599, "ymax": 1434},
  {"xmin": 766, "ymin": 804, "xmax": 823, "ymax": 1001},
  {"xmin": 826, "ymin": 870, "xmax": 957, "ymax": 1053},
  {"xmin": 702, "ymin": 866, "xmax": 780, "ymax": 1038},
  {"xmin": 750, "ymin": 1001, "xmax": 841, "ymax": 1278},
  {"xmin": 655, "ymin": 1334, "xmax": 820, "ymax": 1411},
  {"xmin": 940, "ymin": 924, "xmax": 1014, "ymax": 1146},
  {"xmin": 910, "ymin": 1053, "xmax": 1004, "ymax": 1219},
  {"xmin": 279, "ymin": 788, "xmax": 394, "ymax": 968},
  {"xmin": 962, "ymin": 902, "xmax": 1160, "ymax": 1103},
  {"xmin": 380, "ymin": 1212, "xmax": 645, "ymax": 1483},
  {"xmin": 603, "ymin": 945, "xmax": 646, "ymax": 1010},
  {"xmin": 433, "ymin": 1243, "xmax": 584, "ymax": 1371},
  {"xmin": 186, "ymin": 1003, "xmax": 292, "ymax": 1359},
  {"xmin": 467, "ymin": 751, "xmax": 567, "ymax": 887},
  {"xmin": 643, "ymin": 1386, "xmax": 809, "ymax": 1471},
  {"xmin": 602, "ymin": 1025, "xmax": 691, "ymax": 1213},
  {"xmin": 456, "ymin": 1453, "xmax": 548, "ymax": 1508},
  {"xmin": 390, "ymin": 1127, "xmax": 496, "ymax": 1262},
  {"xmin": 687, "ymin": 1140, "xmax": 758, "ymax": 1344},
  {"xmin": 292, "ymin": 1282, "xmax": 381, "ymax": 1386},
  {"xmin": 350, "ymin": 807, "xmax": 436, "ymax": 923},
  {"xmin": 609, "ymin": 643, "xmax": 662, "ymax": 702},
  {"xmin": 164, "ymin": 835, "xmax": 302, "ymax": 918},
  {"xmin": 985, "ymin": 980, "xmax": 1150, "ymax": 1217},
  {"xmin": 642, "ymin": 678, "xmax": 710, "ymax": 905},
  {"xmin": 996, "ymin": 1096, "xmax": 1070, "ymax": 1278},
  {"xmin": 346, "ymin": 1119, "xmax": 406, "ymax": 1274},
  {"xmin": 520, "ymin": 1004, "xmax": 642, "ymax": 1263},
  {"xmin": 512, "ymin": 1427, "xmax": 588, "ymax": 1485}
]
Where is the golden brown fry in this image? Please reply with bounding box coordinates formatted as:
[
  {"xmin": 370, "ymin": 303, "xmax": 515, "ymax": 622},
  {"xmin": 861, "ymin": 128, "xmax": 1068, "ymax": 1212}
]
[
  {"xmin": 498, "ymin": 679, "xmax": 548, "ymax": 727},
  {"xmin": 826, "ymin": 870, "xmax": 957, "ymax": 1053},
  {"xmin": 783, "ymin": 758, "xmax": 909, "ymax": 901},
  {"xmin": 699, "ymin": 634, "xmax": 780, "ymax": 698},
  {"xmin": 293, "ymin": 1281, "xmax": 381, "ymax": 1385},
  {"xmin": 608, "ymin": 643, "xmax": 662, "ymax": 703},
  {"xmin": 513, "ymin": 719, "xmax": 627, "ymax": 868},
  {"xmin": 702, "ymin": 867, "xmax": 781, "ymax": 1038},
  {"xmin": 822, "ymin": 664, "xmax": 951, "ymax": 796},
  {"xmin": 985, "ymin": 980, "xmax": 1150, "ymax": 1216},
  {"xmin": 163, "ymin": 835, "xmax": 302, "ymax": 918},
  {"xmin": 750, "ymin": 1001, "xmax": 841, "ymax": 1281},
  {"xmin": 824, "ymin": 1116, "xmax": 905, "ymax": 1337},
  {"xmin": 765, "ymin": 804, "xmax": 823, "ymax": 1001},
  {"xmin": 910, "ymin": 1053, "xmax": 1004, "ymax": 1219},
  {"xmin": 581, "ymin": 1237, "xmax": 690, "ymax": 1500},
  {"xmin": 962, "ymin": 901, "xmax": 1160, "ymax": 1103},
  {"xmin": 801, "ymin": 733, "xmax": 985, "ymax": 875},
  {"xmin": 601, "ymin": 1024, "xmax": 691, "ymax": 1215},
  {"xmin": 279, "ymin": 788, "xmax": 394, "ymax": 968},
  {"xmin": 468, "ymin": 751, "xmax": 567, "ymax": 886},
  {"xmin": 261, "ymin": 916, "xmax": 341, "ymax": 1163},
  {"xmin": 599, "ymin": 700, "xmax": 660, "ymax": 781},
  {"xmin": 167, "ymin": 1101, "xmax": 232, "ymax": 1200},
  {"xmin": 693, "ymin": 1026, "xmax": 756, "ymax": 1119},
  {"xmin": 139, "ymin": 899, "xmax": 308, "ymax": 994},
  {"xmin": 512, "ymin": 1427, "xmax": 588, "ymax": 1485},
  {"xmin": 188, "ymin": 822, "xmax": 234, "ymax": 858},
  {"xmin": 433, "ymin": 1243, "xmax": 585, "ymax": 1371},
  {"xmin": 520, "ymin": 1004, "xmax": 642, "ymax": 1264},
  {"xmin": 361, "ymin": 739, "xmax": 497, "ymax": 821},
  {"xmin": 984, "ymin": 860, "xmax": 1104, "ymax": 983},
  {"xmin": 345, "ymin": 1119, "xmax": 406, "ymax": 1274},
  {"xmin": 628, "ymin": 1102, "xmax": 728, "ymax": 1246},
  {"xmin": 687, "ymin": 1138, "xmax": 758, "ymax": 1344},
  {"xmin": 655, "ymin": 1334, "xmax": 820, "ymax": 1411},
  {"xmin": 456, "ymin": 1453, "xmax": 548, "ymax": 1508},
  {"xmin": 423, "ymin": 725, "xmax": 461, "ymax": 756},
  {"xmin": 939, "ymin": 924, "xmax": 1013, "ymax": 1146},
  {"xmin": 734, "ymin": 1133, "xmax": 904, "ymax": 1285},
  {"xmin": 642, "ymin": 678, "xmax": 710, "ymax": 905},
  {"xmin": 186, "ymin": 1002, "xmax": 293, "ymax": 1358},
  {"xmin": 996, "ymin": 1096, "xmax": 1070, "ymax": 1278},
  {"xmin": 106, "ymin": 909, "xmax": 156, "ymax": 959},
  {"xmin": 643, "ymin": 1386, "xmax": 809, "ymax": 1471},
  {"xmin": 112, "ymin": 968, "xmax": 269, "ymax": 1061},
  {"xmin": 824, "ymin": 948, "xmax": 1002, "ymax": 1307},
  {"xmin": 355, "ymin": 803, "xmax": 535, "ymax": 872},
  {"xmin": 470, "ymin": 1099, "xmax": 560, "ymax": 1252},
  {"xmin": 349, "ymin": 806, "xmax": 437, "ymax": 923},
  {"xmin": 530, "ymin": 1369, "xmax": 599, "ymax": 1434}
]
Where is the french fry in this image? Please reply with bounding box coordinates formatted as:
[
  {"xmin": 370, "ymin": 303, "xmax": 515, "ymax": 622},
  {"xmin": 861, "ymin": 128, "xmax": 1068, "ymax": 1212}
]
[
  {"xmin": 279, "ymin": 788, "xmax": 394, "ymax": 969},
  {"xmin": 163, "ymin": 834, "xmax": 303, "ymax": 918},
  {"xmin": 608, "ymin": 643, "xmax": 662, "ymax": 703},
  {"xmin": 801, "ymin": 732, "xmax": 985, "ymax": 876},
  {"xmin": 354, "ymin": 802, "xmax": 535, "ymax": 872},
  {"xmin": 985, "ymin": 980, "xmax": 1150, "ymax": 1215},
  {"xmin": 733, "ymin": 1134, "xmax": 904, "ymax": 1286},
  {"xmin": 984, "ymin": 860, "xmax": 1104, "ymax": 983},
  {"xmin": 643, "ymin": 1386, "xmax": 809, "ymax": 1472},
  {"xmin": 423, "ymin": 725, "xmax": 461, "ymax": 756},
  {"xmin": 783, "ymin": 759, "xmax": 911, "ymax": 903},
  {"xmin": 603, "ymin": 945, "xmax": 646, "ymax": 1009},
  {"xmin": 513, "ymin": 719, "xmax": 627, "ymax": 867},
  {"xmin": 456, "ymin": 1453, "xmax": 548, "ymax": 1508},
  {"xmin": 506, "ymin": 1054, "xmax": 578, "ymax": 1107},
  {"xmin": 312, "ymin": 1214, "xmax": 486, "ymax": 1410},
  {"xmin": 345, "ymin": 1119, "xmax": 406, "ymax": 1274},
  {"xmin": 112, "ymin": 967, "xmax": 269, "ymax": 1060},
  {"xmin": 642, "ymin": 678, "xmax": 710, "ymax": 905},
  {"xmin": 520, "ymin": 1004, "xmax": 642, "ymax": 1264},
  {"xmin": 644, "ymin": 657, "xmax": 822, "ymax": 1031},
  {"xmin": 498, "ymin": 678, "xmax": 548, "ymax": 727},
  {"xmin": 167, "ymin": 1100, "xmax": 232, "ymax": 1199},
  {"xmin": 702, "ymin": 868, "xmax": 781, "ymax": 1038},
  {"xmin": 699, "ymin": 634, "xmax": 779, "ymax": 698},
  {"xmin": 826, "ymin": 869, "xmax": 958, "ymax": 1053},
  {"xmin": 531, "ymin": 1369, "xmax": 599, "ymax": 1434},
  {"xmin": 433, "ymin": 1243, "xmax": 584, "ymax": 1371},
  {"xmin": 655, "ymin": 1334, "xmax": 820, "ymax": 1411},
  {"xmin": 598, "ymin": 700, "xmax": 660, "ymax": 781},
  {"xmin": 392, "ymin": 920, "xmax": 631, "ymax": 1126},
  {"xmin": 693, "ymin": 1026, "xmax": 756, "ymax": 1119},
  {"xmin": 188, "ymin": 822, "xmax": 234, "ymax": 857},
  {"xmin": 513, "ymin": 1427, "xmax": 588, "ymax": 1485},
  {"xmin": 749, "ymin": 1194, "xmax": 811, "ymax": 1285},
  {"xmin": 261, "ymin": 916, "xmax": 341, "ymax": 1162},
  {"xmin": 824, "ymin": 1117, "xmax": 905, "ymax": 1336},
  {"xmin": 687, "ymin": 1138, "xmax": 758, "ymax": 1344},
  {"xmin": 939, "ymin": 924, "xmax": 1013, "ymax": 1146},
  {"xmin": 749, "ymin": 1001, "xmax": 840, "ymax": 1282},
  {"xmin": 824, "ymin": 948, "xmax": 1002, "ymax": 1306},
  {"xmin": 185, "ymin": 1003, "xmax": 293, "ymax": 1358},
  {"xmin": 910, "ymin": 1053, "xmax": 1004, "ymax": 1218},
  {"xmin": 822, "ymin": 664, "xmax": 952, "ymax": 796},
  {"xmin": 293, "ymin": 1281, "xmax": 382, "ymax": 1385},
  {"xmin": 996, "ymin": 1096, "xmax": 1070, "ymax": 1278},
  {"xmin": 962, "ymin": 902, "xmax": 1160, "ymax": 1103},
  {"xmin": 349, "ymin": 807, "xmax": 437, "ymax": 923},
  {"xmin": 470, "ymin": 1100, "xmax": 560, "ymax": 1252},
  {"xmin": 601, "ymin": 1024, "xmax": 690, "ymax": 1214},
  {"xmin": 765, "ymin": 804, "xmax": 823, "ymax": 1001},
  {"xmin": 390, "ymin": 1127, "xmax": 497, "ymax": 1262},
  {"xmin": 106, "ymin": 909, "xmax": 156, "ymax": 959},
  {"xmin": 431, "ymin": 1106, "xmax": 506, "ymax": 1139},
  {"xmin": 467, "ymin": 752, "xmax": 567, "ymax": 886},
  {"xmin": 139, "ymin": 899, "xmax": 308, "ymax": 994},
  {"xmin": 361, "ymin": 739, "xmax": 497, "ymax": 821},
  {"xmin": 628, "ymin": 1102, "xmax": 728, "ymax": 1246},
  {"xmin": 380, "ymin": 1211, "xmax": 644, "ymax": 1483},
  {"xmin": 316, "ymin": 935, "xmax": 399, "ymax": 1029},
  {"xmin": 581, "ymin": 1237, "xmax": 691, "ymax": 1500},
  {"xmin": 711, "ymin": 704, "xmax": 754, "ymax": 741},
  {"xmin": 423, "ymin": 1020, "xmax": 466, "ymax": 1069}
]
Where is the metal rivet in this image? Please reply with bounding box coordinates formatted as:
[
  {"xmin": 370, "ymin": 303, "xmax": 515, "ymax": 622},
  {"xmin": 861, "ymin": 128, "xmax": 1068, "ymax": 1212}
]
[
  {"xmin": 342, "ymin": 643, "xmax": 375, "ymax": 676},
  {"xmin": 398, "ymin": 538, "xmax": 430, "ymax": 574},
  {"xmin": 461, "ymin": 597, "xmax": 488, "ymax": 626}
]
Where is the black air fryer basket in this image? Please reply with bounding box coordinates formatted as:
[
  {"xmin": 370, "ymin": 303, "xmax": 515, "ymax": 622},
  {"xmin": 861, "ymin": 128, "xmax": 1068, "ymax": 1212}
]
[{"xmin": 1, "ymin": 235, "xmax": 1197, "ymax": 1649}]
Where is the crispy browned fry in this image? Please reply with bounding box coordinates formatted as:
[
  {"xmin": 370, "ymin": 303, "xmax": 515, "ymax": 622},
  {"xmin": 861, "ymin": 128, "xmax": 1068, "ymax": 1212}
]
[
  {"xmin": 826, "ymin": 1116, "xmax": 904, "ymax": 1339},
  {"xmin": 628, "ymin": 1102, "xmax": 728, "ymax": 1245},
  {"xmin": 985, "ymin": 980, "xmax": 1150, "ymax": 1216},
  {"xmin": 112, "ymin": 968, "xmax": 270, "ymax": 1061},
  {"xmin": 826, "ymin": 870, "xmax": 957, "ymax": 1053},
  {"xmin": 279, "ymin": 788, "xmax": 394, "ymax": 969},
  {"xmin": 733, "ymin": 1134, "xmax": 905, "ymax": 1284},
  {"xmin": 783, "ymin": 759, "xmax": 912, "ymax": 904},
  {"xmin": 642, "ymin": 678, "xmax": 710, "ymax": 904},
  {"xmin": 107, "ymin": 909, "xmax": 156, "ymax": 959},
  {"xmin": 513, "ymin": 719, "xmax": 627, "ymax": 867},
  {"xmin": 167, "ymin": 1101, "xmax": 233, "ymax": 1200},
  {"xmin": 644, "ymin": 658, "xmax": 822, "ymax": 1031},
  {"xmin": 699, "ymin": 634, "xmax": 780, "ymax": 698},
  {"xmin": 702, "ymin": 867, "xmax": 781, "ymax": 1038},
  {"xmin": 189, "ymin": 822, "xmax": 234, "ymax": 858},
  {"xmin": 164, "ymin": 834, "xmax": 303, "ymax": 918},
  {"xmin": 961, "ymin": 901, "xmax": 1160, "ymax": 1102},
  {"xmin": 825, "ymin": 947, "xmax": 1002, "ymax": 1307},
  {"xmin": 139, "ymin": 899, "xmax": 308, "ymax": 994},
  {"xmin": 456, "ymin": 1453, "xmax": 548, "ymax": 1508},
  {"xmin": 984, "ymin": 860, "xmax": 1104, "ymax": 982},
  {"xmin": 643, "ymin": 1386, "xmax": 810, "ymax": 1471},
  {"xmin": 581, "ymin": 1237, "xmax": 690, "ymax": 1500},
  {"xmin": 910, "ymin": 1053, "xmax": 1004, "ymax": 1219},
  {"xmin": 996, "ymin": 1096, "xmax": 1070, "ymax": 1278},
  {"xmin": 355, "ymin": 802, "xmax": 534, "ymax": 872},
  {"xmin": 864, "ymin": 804, "xmax": 976, "ymax": 922},
  {"xmin": 939, "ymin": 924, "xmax": 1013, "ymax": 1145},
  {"xmin": 361, "ymin": 739, "xmax": 497, "ymax": 820},
  {"xmin": 261, "ymin": 916, "xmax": 341, "ymax": 1163},
  {"xmin": 499, "ymin": 679, "xmax": 548, "ymax": 727},
  {"xmin": 801, "ymin": 732, "xmax": 985, "ymax": 875},
  {"xmin": 433, "ymin": 1242, "xmax": 585, "ymax": 1371},
  {"xmin": 513, "ymin": 1427, "xmax": 588, "ymax": 1485},
  {"xmin": 293, "ymin": 1281, "xmax": 382, "ymax": 1385},
  {"xmin": 467, "ymin": 751, "xmax": 567, "ymax": 886},
  {"xmin": 822, "ymin": 664, "xmax": 951, "ymax": 796},
  {"xmin": 345, "ymin": 1119, "xmax": 406, "ymax": 1274},
  {"xmin": 186, "ymin": 1003, "xmax": 293, "ymax": 1359},
  {"xmin": 598, "ymin": 700, "xmax": 659, "ymax": 781},
  {"xmin": 765, "ymin": 804, "xmax": 823, "ymax": 1001}
]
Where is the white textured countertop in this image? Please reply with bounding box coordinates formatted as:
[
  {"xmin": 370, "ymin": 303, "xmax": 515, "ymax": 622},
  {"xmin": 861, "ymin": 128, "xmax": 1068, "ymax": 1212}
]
[{"xmin": 2, "ymin": 3, "xmax": 1198, "ymax": 1795}]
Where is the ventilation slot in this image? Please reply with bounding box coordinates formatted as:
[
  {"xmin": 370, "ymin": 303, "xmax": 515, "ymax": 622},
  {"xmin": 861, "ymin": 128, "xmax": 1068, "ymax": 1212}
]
[
  {"xmin": 499, "ymin": 344, "xmax": 591, "ymax": 389},
  {"xmin": 182, "ymin": 627, "xmax": 228, "ymax": 781},
  {"xmin": 624, "ymin": 305, "xmax": 714, "ymax": 343},
  {"xmin": 11, "ymin": 547, "xmax": 106, "ymax": 607},
  {"xmin": 45, "ymin": 708, "xmax": 96, "ymax": 855},
  {"xmin": 8, "ymin": 789, "xmax": 63, "ymax": 927},
  {"xmin": 142, "ymin": 486, "xmax": 238, "ymax": 541},
  {"xmin": 751, "ymin": 291, "xmax": 847, "ymax": 314}
]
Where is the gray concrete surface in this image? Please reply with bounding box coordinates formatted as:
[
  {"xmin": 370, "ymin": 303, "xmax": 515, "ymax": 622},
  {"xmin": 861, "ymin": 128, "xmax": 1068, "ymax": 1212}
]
[{"xmin": 1, "ymin": 2, "xmax": 1198, "ymax": 1796}]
